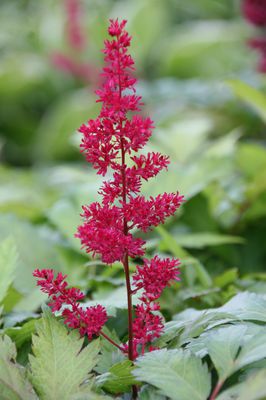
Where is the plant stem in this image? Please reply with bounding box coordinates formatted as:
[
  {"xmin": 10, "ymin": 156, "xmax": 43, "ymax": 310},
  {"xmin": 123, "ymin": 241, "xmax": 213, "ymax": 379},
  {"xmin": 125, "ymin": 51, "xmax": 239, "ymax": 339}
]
[
  {"xmin": 122, "ymin": 253, "xmax": 134, "ymax": 360},
  {"xmin": 118, "ymin": 38, "xmax": 138, "ymax": 399},
  {"xmin": 120, "ymin": 133, "xmax": 138, "ymax": 399},
  {"xmin": 209, "ymin": 380, "xmax": 224, "ymax": 400},
  {"xmin": 99, "ymin": 331, "xmax": 125, "ymax": 352}
]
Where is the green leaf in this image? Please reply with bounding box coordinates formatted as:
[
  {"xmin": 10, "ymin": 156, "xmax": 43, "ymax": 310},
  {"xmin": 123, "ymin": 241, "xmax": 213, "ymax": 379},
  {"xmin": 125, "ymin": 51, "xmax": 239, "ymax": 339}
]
[
  {"xmin": 228, "ymin": 80, "xmax": 266, "ymax": 123},
  {"xmin": 0, "ymin": 335, "xmax": 37, "ymax": 399},
  {"xmin": 95, "ymin": 327, "xmax": 125, "ymax": 374},
  {"xmin": 5, "ymin": 319, "xmax": 38, "ymax": 349},
  {"xmin": 214, "ymin": 268, "xmax": 238, "ymax": 288},
  {"xmin": 237, "ymin": 143, "xmax": 266, "ymax": 180},
  {"xmin": 173, "ymin": 232, "xmax": 244, "ymax": 249},
  {"xmin": 0, "ymin": 215, "xmax": 64, "ymax": 295},
  {"xmin": 160, "ymin": 21, "xmax": 250, "ymax": 78},
  {"xmin": 201, "ymin": 325, "xmax": 247, "ymax": 381},
  {"xmin": 188, "ymin": 323, "xmax": 266, "ymax": 387},
  {"xmin": 97, "ymin": 360, "xmax": 138, "ymax": 394},
  {"xmin": 34, "ymin": 90, "xmax": 99, "ymax": 162},
  {"xmin": 0, "ymin": 237, "xmax": 18, "ymax": 304},
  {"xmin": 220, "ymin": 292, "xmax": 266, "ymax": 322},
  {"xmin": 46, "ymin": 199, "xmax": 81, "ymax": 252},
  {"xmin": 217, "ymin": 369, "xmax": 266, "ymax": 400},
  {"xmin": 29, "ymin": 308, "xmax": 100, "ymax": 400},
  {"xmin": 134, "ymin": 349, "xmax": 211, "ymax": 400},
  {"xmin": 139, "ymin": 385, "xmax": 167, "ymax": 400},
  {"xmin": 157, "ymin": 226, "xmax": 212, "ymax": 288},
  {"xmin": 235, "ymin": 330, "xmax": 266, "ymax": 371},
  {"xmin": 70, "ymin": 392, "xmax": 112, "ymax": 400}
]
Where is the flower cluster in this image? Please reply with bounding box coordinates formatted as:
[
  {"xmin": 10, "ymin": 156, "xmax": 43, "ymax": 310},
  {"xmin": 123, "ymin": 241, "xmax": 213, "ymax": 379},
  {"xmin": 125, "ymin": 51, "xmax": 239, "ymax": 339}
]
[
  {"xmin": 65, "ymin": 0, "xmax": 86, "ymax": 50},
  {"xmin": 242, "ymin": 0, "xmax": 266, "ymax": 72},
  {"xmin": 76, "ymin": 19, "xmax": 184, "ymax": 266},
  {"xmin": 51, "ymin": 0, "xmax": 97, "ymax": 83},
  {"xmin": 76, "ymin": 18, "xmax": 183, "ymax": 358},
  {"xmin": 242, "ymin": 0, "xmax": 266, "ymax": 26},
  {"xmin": 128, "ymin": 256, "xmax": 180, "ymax": 356},
  {"xmin": 33, "ymin": 269, "xmax": 107, "ymax": 339},
  {"xmin": 34, "ymin": 19, "xmax": 184, "ymax": 362}
]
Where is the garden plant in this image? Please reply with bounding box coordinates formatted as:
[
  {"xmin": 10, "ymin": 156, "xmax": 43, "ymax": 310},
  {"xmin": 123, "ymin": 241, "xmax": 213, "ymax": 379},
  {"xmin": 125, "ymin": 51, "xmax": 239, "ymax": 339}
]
[{"xmin": 1, "ymin": 1, "xmax": 266, "ymax": 400}]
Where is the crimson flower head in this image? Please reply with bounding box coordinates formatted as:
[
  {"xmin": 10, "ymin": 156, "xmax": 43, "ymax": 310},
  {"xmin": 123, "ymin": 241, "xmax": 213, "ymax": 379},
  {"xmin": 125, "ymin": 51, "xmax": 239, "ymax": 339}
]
[
  {"xmin": 34, "ymin": 19, "xmax": 184, "ymax": 361},
  {"xmin": 242, "ymin": 0, "xmax": 266, "ymax": 26},
  {"xmin": 76, "ymin": 18, "xmax": 184, "ymax": 265},
  {"xmin": 76, "ymin": 18, "xmax": 184, "ymax": 357},
  {"xmin": 33, "ymin": 269, "xmax": 107, "ymax": 339}
]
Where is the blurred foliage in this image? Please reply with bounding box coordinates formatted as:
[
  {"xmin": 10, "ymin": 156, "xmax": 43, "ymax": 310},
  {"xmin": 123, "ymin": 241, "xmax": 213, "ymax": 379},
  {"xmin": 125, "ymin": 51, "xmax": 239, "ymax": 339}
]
[{"xmin": 0, "ymin": 0, "xmax": 266, "ymax": 398}]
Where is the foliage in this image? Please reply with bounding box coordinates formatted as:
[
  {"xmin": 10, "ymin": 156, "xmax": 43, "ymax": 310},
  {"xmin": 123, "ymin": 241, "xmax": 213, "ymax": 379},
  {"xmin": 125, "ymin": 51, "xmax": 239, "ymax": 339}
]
[{"xmin": 0, "ymin": 0, "xmax": 266, "ymax": 398}]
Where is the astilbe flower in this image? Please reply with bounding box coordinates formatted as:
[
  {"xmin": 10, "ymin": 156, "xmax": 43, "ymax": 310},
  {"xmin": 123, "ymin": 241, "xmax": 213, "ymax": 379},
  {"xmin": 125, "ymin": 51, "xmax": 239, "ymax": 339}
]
[
  {"xmin": 51, "ymin": 0, "xmax": 97, "ymax": 83},
  {"xmin": 241, "ymin": 0, "xmax": 266, "ymax": 73},
  {"xmin": 65, "ymin": 0, "xmax": 86, "ymax": 50},
  {"xmin": 242, "ymin": 0, "xmax": 266, "ymax": 26},
  {"xmin": 33, "ymin": 21, "xmax": 184, "ymax": 390},
  {"xmin": 76, "ymin": 18, "xmax": 184, "ymax": 364},
  {"xmin": 33, "ymin": 269, "xmax": 107, "ymax": 339}
]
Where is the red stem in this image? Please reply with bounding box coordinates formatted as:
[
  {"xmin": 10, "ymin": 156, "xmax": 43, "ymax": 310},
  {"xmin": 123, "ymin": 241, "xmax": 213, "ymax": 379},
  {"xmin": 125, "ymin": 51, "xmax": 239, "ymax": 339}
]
[
  {"xmin": 209, "ymin": 380, "xmax": 224, "ymax": 400},
  {"xmin": 117, "ymin": 34, "xmax": 138, "ymax": 400},
  {"xmin": 99, "ymin": 331, "xmax": 125, "ymax": 352}
]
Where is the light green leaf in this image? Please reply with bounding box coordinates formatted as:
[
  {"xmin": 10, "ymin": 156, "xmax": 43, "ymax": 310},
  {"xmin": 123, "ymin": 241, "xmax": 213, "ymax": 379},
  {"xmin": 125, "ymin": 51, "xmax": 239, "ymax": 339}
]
[
  {"xmin": 70, "ymin": 392, "xmax": 112, "ymax": 400},
  {"xmin": 220, "ymin": 292, "xmax": 266, "ymax": 322},
  {"xmin": 134, "ymin": 349, "xmax": 211, "ymax": 400},
  {"xmin": 160, "ymin": 21, "xmax": 250, "ymax": 78},
  {"xmin": 139, "ymin": 385, "xmax": 167, "ymax": 400},
  {"xmin": 5, "ymin": 319, "xmax": 38, "ymax": 349},
  {"xmin": 217, "ymin": 369, "xmax": 266, "ymax": 400},
  {"xmin": 188, "ymin": 323, "xmax": 266, "ymax": 387},
  {"xmin": 46, "ymin": 199, "xmax": 82, "ymax": 252},
  {"xmin": 0, "ymin": 237, "xmax": 18, "ymax": 304},
  {"xmin": 0, "ymin": 335, "xmax": 37, "ymax": 400},
  {"xmin": 174, "ymin": 232, "xmax": 244, "ymax": 249},
  {"xmin": 202, "ymin": 325, "xmax": 247, "ymax": 381},
  {"xmin": 95, "ymin": 327, "xmax": 125, "ymax": 374},
  {"xmin": 97, "ymin": 360, "xmax": 138, "ymax": 394},
  {"xmin": 236, "ymin": 331, "xmax": 266, "ymax": 371},
  {"xmin": 157, "ymin": 226, "xmax": 212, "ymax": 288},
  {"xmin": 29, "ymin": 309, "xmax": 100, "ymax": 400},
  {"xmin": 214, "ymin": 268, "xmax": 238, "ymax": 288},
  {"xmin": 34, "ymin": 89, "xmax": 99, "ymax": 162},
  {"xmin": 0, "ymin": 215, "xmax": 64, "ymax": 294},
  {"xmin": 228, "ymin": 80, "xmax": 266, "ymax": 123}
]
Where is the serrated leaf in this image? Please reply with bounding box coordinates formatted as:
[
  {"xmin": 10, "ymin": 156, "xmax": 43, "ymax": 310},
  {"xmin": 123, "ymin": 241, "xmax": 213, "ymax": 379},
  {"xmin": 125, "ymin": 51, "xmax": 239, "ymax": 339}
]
[
  {"xmin": 29, "ymin": 309, "xmax": 100, "ymax": 400},
  {"xmin": 0, "ymin": 237, "xmax": 18, "ymax": 303},
  {"xmin": 97, "ymin": 360, "xmax": 137, "ymax": 394},
  {"xmin": 188, "ymin": 324, "xmax": 266, "ymax": 385},
  {"xmin": 200, "ymin": 325, "xmax": 247, "ymax": 381},
  {"xmin": 134, "ymin": 349, "xmax": 211, "ymax": 400},
  {"xmin": 0, "ymin": 335, "xmax": 37, "ymax": 400}
]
